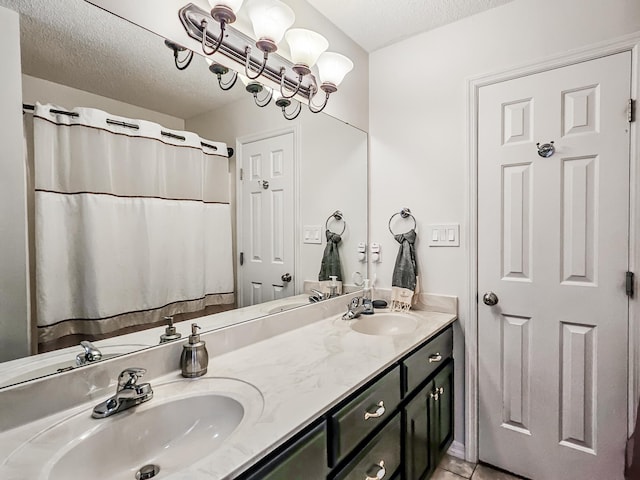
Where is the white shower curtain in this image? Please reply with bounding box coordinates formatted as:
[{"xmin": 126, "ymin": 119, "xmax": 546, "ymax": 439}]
[{"xmin": 32, "ymin": 103, "xmax": 234, "ymax": 344}]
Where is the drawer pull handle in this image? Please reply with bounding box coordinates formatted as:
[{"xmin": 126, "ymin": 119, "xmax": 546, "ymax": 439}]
[
  {"xmin": 428, "ymin": 353, "xmax": 442, "ymax": 363},
  {"xmin": 430, "ymin": 386, "xmax": 444, "ymax": 401},
  {"xmin": 364, "ymin": 401, "xmax": 385, "ymax": 420},
  {"xmin": 365, "ymin": 460, "xmax": 386, "ymax": 480}
]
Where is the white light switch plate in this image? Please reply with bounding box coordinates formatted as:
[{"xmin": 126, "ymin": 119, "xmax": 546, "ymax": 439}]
[
  {"xmin": 303, "ymin": 225, "xmax": 322, "ymax": 244},
  {"xmin": 428, "ymin": 224, "xmax": 460, "ymax": 247}
]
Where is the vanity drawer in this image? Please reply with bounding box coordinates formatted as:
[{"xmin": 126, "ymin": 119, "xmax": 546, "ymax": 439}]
[
  {"xmin": 333, "ymin": 414, "xmax": 402, "ymax": 480},
  {"xmin": 403, "ymin": 326, "xmax": 453, "ymax": 395},
  {"xmin": 329, "ymin": 365, "xmax": 401, "ymax": 465}
]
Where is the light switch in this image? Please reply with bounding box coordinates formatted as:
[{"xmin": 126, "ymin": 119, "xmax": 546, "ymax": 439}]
[
  {"xmin": 428, "ymin": 224, "xmax": 460, "ymax": 247},
  {"xmin": 303, "ymin": 225, "xmax": 322, "ymax": 244}
]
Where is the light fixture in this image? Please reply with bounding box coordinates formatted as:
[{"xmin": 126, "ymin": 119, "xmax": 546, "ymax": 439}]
[
  {"xmin": 280, "ymin": 28, "xmax": 328, "ymax": 98},
  {"xmin": 201, "ymin": 0, "xmax": 245, "ymax": 55},
  {"xmin": 165, "ymin": 40, "xmax": 194, "ymax": 71},
  {"xmin": 275, "ymin": 96, "xmax": 302, "ymax": 120},
  {"xmin": 239, "ymin": 74, "xmax": 273, "ymax": 107},
  {"xmin": 244, "ymin": 0, "xmax": 295, "ymax": 80},
  {"xmin": 308, "ymin": 52, "xmax": 353, "ymax": 113},
  {"xmin": 177, "ymin": 3, "xmax": 353, "ymax": 121},
  {"xmin": 205, "ymin": 58, "xmax": 238, "ymax": 91}
]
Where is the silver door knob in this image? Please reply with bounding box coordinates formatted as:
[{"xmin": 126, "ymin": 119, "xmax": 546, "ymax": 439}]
[
  {"xmin": 281, "ymin": 273, "xmax": 292, "ymax": 282},
  {"xmin": 482, "ymin": 292, "xmax": 499, "ymax": 306}
]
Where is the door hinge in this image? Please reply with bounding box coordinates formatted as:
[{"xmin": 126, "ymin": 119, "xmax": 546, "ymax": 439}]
[
  {"xmin": 239, "ymin": 168, "xmax": 244, "ymax": 180},
  {"xmin": 627, "ymin": 271, "xmax": 635, "ymax": 297},
  {"xmin": 629, "ymin": 99, "xmax": 635, "ymax": 123},
  {"xmin": 240, "ymin": 252, "xmax": 244, "ymax": 266}
]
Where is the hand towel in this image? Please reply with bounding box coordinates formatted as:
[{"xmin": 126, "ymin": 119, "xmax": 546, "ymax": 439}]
[
  {"xmin": 390, "ymin": 229, "xmax": 419, "ymax": 312},
  {"xmin": 318, "ymin": 230, "xmax": 343, "ymax": 282}
]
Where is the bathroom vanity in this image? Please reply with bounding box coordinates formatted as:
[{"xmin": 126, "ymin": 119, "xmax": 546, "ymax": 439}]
[{"xmin": 0, "ymin": 294, "xmax": 456, "ymax": 479}]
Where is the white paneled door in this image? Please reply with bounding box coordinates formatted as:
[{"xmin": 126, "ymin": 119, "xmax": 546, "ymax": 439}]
[
  {"xmin": 478, "ymin": 52, "xmax": 631, "ymax": 479},
  {"xmin": 239, "ymin": 132, "xmax": 295, "ymax": 307}
]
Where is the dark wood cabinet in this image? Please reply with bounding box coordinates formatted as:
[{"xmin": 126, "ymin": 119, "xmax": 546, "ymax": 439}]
[
  {"xmin": 237, "ymin": 325, "xmax": 455, "ymax": 480},
  {"xmin": 404, "ymin": 360, "xmax": 454, "ymax": 480}
]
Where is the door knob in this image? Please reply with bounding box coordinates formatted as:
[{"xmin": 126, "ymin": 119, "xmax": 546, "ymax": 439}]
[
  {"xmin": 281, "ymin": 273, "xmax": 292, "ymax": 282},
  {"xmin": 482, "ymin": 291, "xmax": 499, "ymax": 306}
]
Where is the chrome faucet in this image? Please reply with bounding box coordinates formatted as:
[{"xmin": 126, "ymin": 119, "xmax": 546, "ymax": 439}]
[
  {"xmin": 92, "ymin": 367, "xmax": 153, "ymax": 419},
  {"xmin": 309, "ymin": 289, "xmax": 327, "ymax": 302},
  {"xmin": 342, "ymin": 297, "xmax": 368, "ymax": 320},
  {"xmin": 76, "ymin": 341, "xmax": 102, "ymax": 365}
]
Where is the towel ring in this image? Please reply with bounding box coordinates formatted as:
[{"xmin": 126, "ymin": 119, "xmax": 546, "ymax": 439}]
[
  {"xmin": 325, "ymin": 210, "xmax": 346, "ymax": 236},
  {"xmin": 388, "ymin": 208, "xmax": 416, "ymax": 235}
]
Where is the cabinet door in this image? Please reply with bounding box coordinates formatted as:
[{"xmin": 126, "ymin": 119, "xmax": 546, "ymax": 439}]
[
  {"xmin": 242, "ymin": 424, "xmax": 328, "ymax": 480},
  {"xmin": 430, "ymin": 360, "xmax": 454, "ymax": 465},
  {"xmin": 404, "ymin": 381, "xmax": 433, "ymax": 480}
]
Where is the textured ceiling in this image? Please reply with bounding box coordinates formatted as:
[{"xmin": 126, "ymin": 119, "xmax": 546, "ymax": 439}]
[
  {"xmin": 0, "ymin": 0, "xmax": 244, "ymax": 120},
  {"xmin": 0, "ymin": 0, "xmax": 515, "ymax": 120},
  {"xmin": 305, "ymin": 0, "xmax": 515, "ymax": 52}
]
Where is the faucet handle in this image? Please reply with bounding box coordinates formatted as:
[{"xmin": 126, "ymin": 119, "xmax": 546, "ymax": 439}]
[
  {"xmin": 349, "ymin": 296, "xmax": 362, "ymax": 308},
  {"xmin": 118, "ymin": 367, "xmax": 146, "ymax": 388}
]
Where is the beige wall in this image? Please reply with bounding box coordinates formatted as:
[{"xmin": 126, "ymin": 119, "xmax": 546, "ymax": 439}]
[
  {"xmin": 0, "ymin": 6, "xmax": 30, "ymax": 361},
  {"xmin": 22, "ymin": 75, "xmax": 185, "ymax": 130},
  {"xmin": 369, "ymin": 0, "xmax": 640, "ymax": 447}
]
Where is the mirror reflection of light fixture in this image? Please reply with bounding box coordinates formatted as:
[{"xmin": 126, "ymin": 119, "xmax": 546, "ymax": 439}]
[
  {"xmin": 205, "ymin": 58, "xmax": 238, "ymax": 90},
  {"xmin": 164, "ymin": 40, "xmax": 194, "ymax": 71},
  {"xmin": 202, "ymin": 0, "xmax": 245, "ymax": 55},
  {"xmin": 239, "ymin": 74, "xmax": 273, "ymax": 107},
  {"xmin": 274, "ymin": 91, "xmax": 302, "ymax": 120},
  {"xmin": 280, "ymin": 28, "xmax": 328, "ymax": 98},
  {"xmin": 245, "ymin": 0, "xmax": 295, "ymax": 80}
]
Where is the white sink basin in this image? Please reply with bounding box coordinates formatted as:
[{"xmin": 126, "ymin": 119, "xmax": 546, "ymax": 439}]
[
  {"xmin": 350, "ymin": 313, "xmax": 418, "ymax": 336},
  {"xmin": 4, "ymin": 377, "xmax": 263, "ymax": 479}
]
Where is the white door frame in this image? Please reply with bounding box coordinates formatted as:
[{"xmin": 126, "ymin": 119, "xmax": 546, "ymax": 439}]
[
  {"xmin": 466, "ymin": 33, "xmax": 640, "ymax": 463},
  {"xmin": 235, "ymin": 125, "xmax": 301, "ymax": 306}
]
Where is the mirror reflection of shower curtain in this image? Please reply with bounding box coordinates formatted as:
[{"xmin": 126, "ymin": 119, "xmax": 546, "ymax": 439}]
[{"xmin": 31, "ymin": 103, "xmax": 234, "ymax": 347}]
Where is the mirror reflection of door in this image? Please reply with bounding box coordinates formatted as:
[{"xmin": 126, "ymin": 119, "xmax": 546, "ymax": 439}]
[{"xmin": 238, "ymin": 131, "xmax": 295, "ymax": 307}]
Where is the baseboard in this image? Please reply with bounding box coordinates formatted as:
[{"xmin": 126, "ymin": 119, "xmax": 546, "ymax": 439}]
[{"xmin": 447, "ymin": 440, "xmax": 465, "ymax": 459}]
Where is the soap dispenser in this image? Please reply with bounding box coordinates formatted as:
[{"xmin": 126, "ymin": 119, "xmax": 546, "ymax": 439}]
[
  {"xmin": 180, "ymin": 324, "xmax": 208, "ymax": 378},
  {"xmin": 159, "ymin": 316, "xmax": 182, "ymax": 343},
  {"xmin": 362, "ymin": 279, "xmax": 374, "ymax": 314}
]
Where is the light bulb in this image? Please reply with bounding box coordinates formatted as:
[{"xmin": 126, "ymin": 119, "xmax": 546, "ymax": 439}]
[
  {"xmin": 247, "ymin": 0, "xmax": 295, "ymax": 47},
  {"xmin": 285, "ymin": 28, "xmax": 328, "ymax": 69},
  {"xmin": 316, "ymin": 52, "xmax": 353, "ymax": 87}
]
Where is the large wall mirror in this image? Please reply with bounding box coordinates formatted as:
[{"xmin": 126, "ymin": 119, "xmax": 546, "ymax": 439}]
[{"xmin": 0, "ymin": 0, "xmax": 367, "ymax": 389}]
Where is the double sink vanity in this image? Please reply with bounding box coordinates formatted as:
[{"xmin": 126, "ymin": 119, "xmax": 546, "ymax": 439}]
[{"xmin": 0, "ymin": 293, "xmax": 456, "ymax": 479}]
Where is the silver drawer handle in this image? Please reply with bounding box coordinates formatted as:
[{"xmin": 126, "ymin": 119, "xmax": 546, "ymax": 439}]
[
  {"xmin": 365, "ymin": 460, "xmax": 386, "ymax": 480},
  {"xmin": 428, "ymin": 353, "xmax": 442, "ymax": 363},
  {"xmin": 364, "ymin": 401, "xmax": 385, "ymax": 420},
  {"xmin": 430, "ymin": 386, "xmax": 444, "ymax": 401}
]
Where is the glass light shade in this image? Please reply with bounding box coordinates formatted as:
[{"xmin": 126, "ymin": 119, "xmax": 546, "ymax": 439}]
[
  {"xmin": 208, "ymin": 0, "xmax": 244, "ymax": 13},
  {"xmin": 316, "ymin": 52, "xmax": 353, "ymax": 87},
  {"xmin": 247, "ymin": 0, "xmax": 295, "ymax": 44},
  {"xmin": 285, "ymin": 28, "xmax": 328, "ymax": 67}
]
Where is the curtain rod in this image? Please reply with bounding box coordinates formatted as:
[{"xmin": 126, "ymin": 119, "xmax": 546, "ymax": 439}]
[{"xmin": 22, "ymin": 103, "xmax": 233, "ymax": 158}]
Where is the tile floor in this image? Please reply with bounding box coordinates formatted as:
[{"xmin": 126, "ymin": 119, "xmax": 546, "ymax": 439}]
[{"xmin": 432, "ymin": 454, "xmax": 524, "ymax": 480}]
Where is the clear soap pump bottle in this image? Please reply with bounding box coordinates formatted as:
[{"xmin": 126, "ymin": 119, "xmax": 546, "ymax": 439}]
[
  {"xmin": 362, "ymin": 279, "xmax": 374, "ymax": 314},
  {"xmin": 180, "ymin": 323, "xmax": 208, "ymax": 378}
]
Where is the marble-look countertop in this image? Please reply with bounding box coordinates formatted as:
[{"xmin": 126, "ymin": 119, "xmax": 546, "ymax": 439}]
[{"xmin": 0, "ymin": 301, "xmax": 456, "ymax": 479}]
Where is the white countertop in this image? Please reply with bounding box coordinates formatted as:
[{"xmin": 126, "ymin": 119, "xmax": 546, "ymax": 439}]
[{"xmin": 0, "ymin": 303, "xmax": 456, "ymax": 480}]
